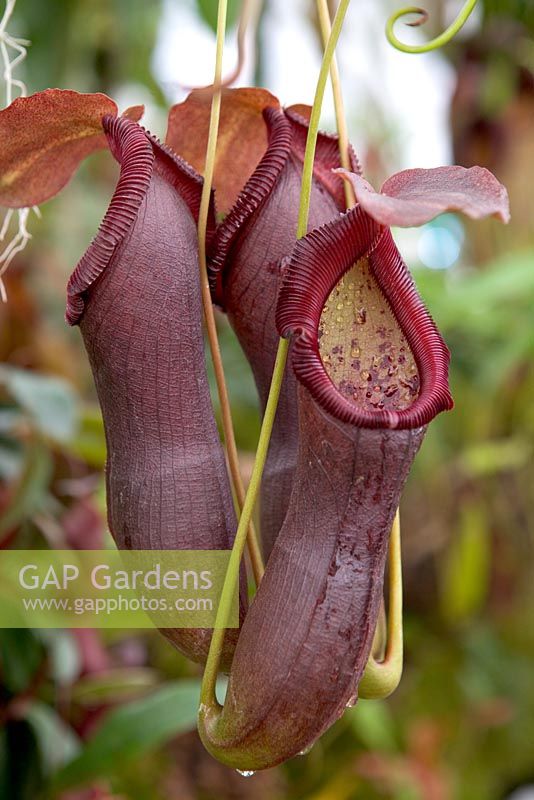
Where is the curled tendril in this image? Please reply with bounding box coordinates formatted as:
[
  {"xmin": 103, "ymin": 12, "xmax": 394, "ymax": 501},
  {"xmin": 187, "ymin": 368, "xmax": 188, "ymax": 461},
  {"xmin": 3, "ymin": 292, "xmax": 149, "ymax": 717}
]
[
  {"xmin": 386, "ymin": 0, "xmax": 478, "ymax": 54},
  {"xmin": 404, "ymin": 8, "xmax": 429, "ymax": 27}
]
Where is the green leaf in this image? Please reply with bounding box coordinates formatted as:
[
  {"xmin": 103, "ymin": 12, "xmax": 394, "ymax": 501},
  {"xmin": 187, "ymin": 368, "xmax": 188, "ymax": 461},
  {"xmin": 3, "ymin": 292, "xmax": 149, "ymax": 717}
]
[
  {"xmin": 346, "ymin": 699, "xmax": 397, "ymax": 752},
  {"xmin": 440, "ymin": 503, "xmax": 490, "ymax": 623},
  {"xmin": 0, "ymin": 629, "xmax": 44, "ymax": 694},
  {"xmin": 0, "ymin": 438, "xmax": 52, "ymax": 538},
  {"xmin": 0, "ymin": 366, "xmax": 78, "ymax": 444},
  {"xmin": 459, "ymin": 438, "xmax": 532, "ymax": 477},
  {"xmin": 65, "ymin": 406, "xmax": 107, "ymax": 467},
  {"xmin": 195, "ymin": 0, "xmax": 241, "ymax": 33},
  {"xmin": 37, "ymin": 630, "xmax": 82, "ymax": 686},
  {"xmin": 51, "ymin": 679, "xmax": 203, "ymax": 790},
  {"xmin": 0, "ymin": 430, "xmax": 23, "ymax": 481},
  {"xmin": 71, "ymin": 667, "xmax": 159, "ymax": 705},
  {"xmin": 25, "ymin": 702, "xmax": 81, "ymax": 775},
  {"xmin": 0, "ymin": 720, "xmax": 44, "ymax": 800}
]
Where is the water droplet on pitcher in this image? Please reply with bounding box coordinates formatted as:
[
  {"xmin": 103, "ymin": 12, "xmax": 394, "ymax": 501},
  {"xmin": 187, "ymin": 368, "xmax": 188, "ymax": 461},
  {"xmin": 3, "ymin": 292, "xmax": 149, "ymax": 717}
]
[
  {"xmin": 298, "ymin": 743, "xmax": 314, "ymax": 756},
  {"xmin": 345, "ymin": 694, "xmax": 358, "ymax": 708},
  {"xmin": 236, "ymin": 770, "xmax": 255, "ymax": 777}
]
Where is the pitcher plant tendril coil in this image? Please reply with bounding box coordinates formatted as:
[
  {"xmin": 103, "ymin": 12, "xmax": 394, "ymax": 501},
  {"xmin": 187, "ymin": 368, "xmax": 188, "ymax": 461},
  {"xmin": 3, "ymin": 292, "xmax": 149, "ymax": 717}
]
[{"xmin": 386, "ymin": 0, "xmax": 479, "ymax": 54}]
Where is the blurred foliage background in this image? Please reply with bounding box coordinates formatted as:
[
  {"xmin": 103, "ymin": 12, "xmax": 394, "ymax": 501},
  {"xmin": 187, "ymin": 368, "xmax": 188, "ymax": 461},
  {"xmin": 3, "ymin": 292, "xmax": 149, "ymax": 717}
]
[{"xmin": 0, "ymin": 1, "xmax": 533, "ymax": 799}]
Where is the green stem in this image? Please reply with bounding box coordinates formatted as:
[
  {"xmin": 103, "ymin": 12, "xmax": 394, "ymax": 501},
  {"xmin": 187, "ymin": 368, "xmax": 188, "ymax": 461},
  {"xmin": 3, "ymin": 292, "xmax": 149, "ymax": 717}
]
[
  {"xmin": 316, "ymin": 0, "xmax": 355, "ymax": 208},
  {"xmin": 386, "ymin": 1, "xmax": 478, "ymax": 54},
  {"xmin": 200, "ymin": 0, "xmax": 352, "ymax": 709},
  {"xmin": 294, "ymin": 3, "xmax": 350, "ymax": 239}
]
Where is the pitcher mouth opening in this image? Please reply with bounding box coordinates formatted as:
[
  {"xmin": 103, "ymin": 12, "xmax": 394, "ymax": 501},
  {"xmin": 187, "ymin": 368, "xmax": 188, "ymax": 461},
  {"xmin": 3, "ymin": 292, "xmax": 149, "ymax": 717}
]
[{"xmin": 276, "ymin": 210, "xmax": 453, "ymax": 431}]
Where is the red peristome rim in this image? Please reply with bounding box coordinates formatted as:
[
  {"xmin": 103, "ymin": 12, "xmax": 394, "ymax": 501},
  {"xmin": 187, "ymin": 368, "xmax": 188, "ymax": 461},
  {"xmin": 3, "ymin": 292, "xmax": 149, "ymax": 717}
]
[
  {"xmin": 66, "ymin": 115, "xmax": 154, "ymax": 326},
  {"xmin": 276, "ymin": 206, "xmax": 453, "ymax": 430},
  {"xmin": 207, "ymin": 106, "xmax": 293, "ymax": 308},
  {"xmin": 65, "ymin": 116, "xmax": 214, "ymax": 326},
  {"xmin": 284, "ymin": 107, "xmax": 362, "ymax": 208}
]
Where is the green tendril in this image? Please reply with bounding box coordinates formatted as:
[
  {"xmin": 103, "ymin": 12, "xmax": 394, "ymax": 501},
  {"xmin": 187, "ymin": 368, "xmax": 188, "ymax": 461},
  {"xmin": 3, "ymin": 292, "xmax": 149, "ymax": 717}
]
[{"xmin": 386, "ymin": 0, "xmax": 478, "ymax": 54}]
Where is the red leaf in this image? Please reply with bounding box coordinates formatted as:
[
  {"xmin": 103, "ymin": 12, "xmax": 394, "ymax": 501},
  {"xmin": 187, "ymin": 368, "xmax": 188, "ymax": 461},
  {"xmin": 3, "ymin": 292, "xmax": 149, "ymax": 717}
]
[
  {"xmin": 285, "ymin": 103, "xmax": 311, "ymax": 121},
  {"xmin": 337, "ymin": 166, "xmax": 510, "ymax": 227},
  {"xmin": 0, "ymin": 89, "xmax": 120, "ymax": 208},
  {"xmin": 166, "ymin": 87, "xmax": 280, "ymax": 215},
  {"xmin": 121, "ymin": 104, "xmax": 144, "ymax": 122}
]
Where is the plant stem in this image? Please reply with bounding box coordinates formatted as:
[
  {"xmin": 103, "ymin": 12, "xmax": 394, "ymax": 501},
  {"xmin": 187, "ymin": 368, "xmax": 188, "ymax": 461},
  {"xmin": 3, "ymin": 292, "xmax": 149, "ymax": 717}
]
[
  {"xmin": 316, "ymin": 0, "xmax": 354, "ymax": 208},
  {"xmin": 197, "ymin": 0, "xmax": 264, "ymax": 587},
  {"xmin": 317, "ymin": 0, "xmax": 403, "ymax": 698},
  {"xmin": 200, "ymin": 0, "xmax": 353, "ymax": 709}
]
